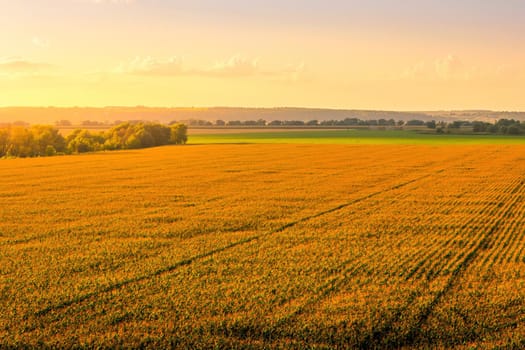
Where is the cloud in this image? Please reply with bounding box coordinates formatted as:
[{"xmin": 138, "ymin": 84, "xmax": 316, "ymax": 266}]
[
  {"xmin": 0, "ymin": 58, "xmax": 57, "ymax": 80},
  {"xmin": 0, "ymin": 58, "xmax": 54, "ymax": 73},
  {"xmin": 113, "ymin": 54, "xmax": 306, "ymax": 81},
  {"xmin": 32, "ymin": 37, "xmax": 49, "ymax": 48},
  {"xmin": 204, "ymin": 55, "xmax": 306, "ymax": 81},
  {"xmin": 401, "ymin": 54, "xmax": 476, "ymax": 81},
  {"xmin": 401, "ymin": 61, "xmax": 428, "ymax": 80},
  {"xmin": 269, "ymin": 62, "xmax": 306, "ymax": 82},
  {"xmin": 114, "ymin": 56, "xmax": 183, "ymax": 76},
  {"xmin": 494, "ymin": 64, "xmax": 522, "ymax": 80},
  {"xmin": 205, "ymin": 55, "xmax": 259, "ymax": 77},
  {"xmin": 434, "ymin": 54, "xmax": 464, "ymax": 80}
]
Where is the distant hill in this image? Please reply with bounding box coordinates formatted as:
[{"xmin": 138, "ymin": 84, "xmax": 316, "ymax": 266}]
[{"xmin": 1, "ymin": 106, "xmax": 524, "ymax": 125}]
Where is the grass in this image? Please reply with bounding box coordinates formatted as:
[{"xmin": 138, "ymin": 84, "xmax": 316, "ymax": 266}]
[{"xmin": 189, "ymin": 129, "xmax": 525, "ymax": 145}]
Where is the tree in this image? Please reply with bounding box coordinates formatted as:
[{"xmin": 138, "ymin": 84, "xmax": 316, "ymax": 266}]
[
  {"xmin": 66, "ymin": 129, "xmax": 104, "ymax": 153},
  {"xmin": 507, "ymin": 125, "xmax": 521, "ymax": 135},
  {"xmin": 426, "ymin": 120, "xmax": 436, "ymax": 129},
  {"xmin": 30, "ymin": 125, "xmax": 66, "ymax": 156},
  {"xmin": 0, "ymin": 128, "xmax": 9, "ymax": 157},
  {"xmin": 143, "ymin": 123, "xmax": 170, "ymax": 146},
  {"xmin": 7, "ymin": 127, "xmax": 34, "ymax": 157},
  {"xmin": 170, "ymin": 123, "xmax": 187, "ymax": 144},
  {"xmin": 472, "ymin": 121, "xmax": 489, "ymax": 133},
  {"xmin": 103, "ymin": 122, "xmax": 173, "ymax": 149},
  {"xmin": 1, "ymin": 121, "xmax": 187, "ymax": 158},
  {"xmin": 282, "ymin": 120, "xmax": 305, "ymax": 126},
  {"xmin": 406, "ymin": 119, "xmax": 425, "ymax": 126},
  {"xmin": 45, "ymin": 145, "xmax": 57, "ymax": 156},
  {"xmin": 55, "ymin": 120, "xmax": 72, "ymax": 126}
]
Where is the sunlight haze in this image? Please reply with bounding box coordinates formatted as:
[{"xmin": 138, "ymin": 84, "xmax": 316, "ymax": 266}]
[{"xmin": 1, "ymin": 0, "xmax": 524, "ymax": 110}]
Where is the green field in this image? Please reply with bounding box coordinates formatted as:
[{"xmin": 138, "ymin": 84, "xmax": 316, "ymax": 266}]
[{"xmin": 189, "ymin": 129, "xmax": 525, "ymax": 145}]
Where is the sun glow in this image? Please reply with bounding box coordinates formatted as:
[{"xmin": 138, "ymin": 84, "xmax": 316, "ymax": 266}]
[{"xmin": 1, "ymin": 0, "xmax": 524, "ymax": 111}]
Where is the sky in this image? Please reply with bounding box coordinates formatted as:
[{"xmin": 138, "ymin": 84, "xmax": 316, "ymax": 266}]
[{"xmin": 1, "ymin": 0, "xmax": 524, "ymax": 110}]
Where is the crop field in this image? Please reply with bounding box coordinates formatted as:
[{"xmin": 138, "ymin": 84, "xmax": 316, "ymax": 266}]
[{"xmin": 2, "ymin": 143, "xmax": 525, "ymax": 348}]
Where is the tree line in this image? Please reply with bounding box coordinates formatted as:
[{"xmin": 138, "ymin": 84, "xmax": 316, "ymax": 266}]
[
  {"xmin": 468, "ymin": 119, "xmax": 525, "ymax": 135},
  {"xmin": 0, "ymin": 122, "xmax": 187, "ymax": 158},
  {"xmin": 185, "ymin": 117, "xmax": 525, "ymax": 135},
  {"xmin": 185, "ymin": 118, "xmax": 404, "ymax": 127},
  {"xmin": 183, "ymin": 118, "xmax": 442, "ymax": 128}
]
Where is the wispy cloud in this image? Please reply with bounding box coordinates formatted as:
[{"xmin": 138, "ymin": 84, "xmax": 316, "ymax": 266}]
[
  {"xmin": 0, "ymin": 57, "xmax": 56, "ymax": 78},
  {"xmin": 0, "ymin": 58, "xmax": 54, "ymax": 72},
  {"xmin": 206, "ymin": 55, "xmax": 259, "ymax": 77},
  {"xmin": 32, "ymin": 37, "xmax": 49, "ymax": 48},
  {"xmin": 114, "ymin": 56, "xmax": 183, "ymax": 76},
  {"xmin": 113, "ymin": 54, "xmax": 306, "ymax": 80},
  {"xmin": 401, "ymin": 54, "xmax": 477, "ymax": 81},
  {"xmin": 434, "ymin": 55, "xmax": 466, "ymax": 80},
  {"xmin": 266, "ymin": 62, "xmax": 306, "ymax": 82}
]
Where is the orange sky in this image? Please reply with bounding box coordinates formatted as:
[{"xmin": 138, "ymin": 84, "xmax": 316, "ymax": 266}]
[{"xmin": 1, "ymin": 0, "xmax": 524, "ymax": 110}]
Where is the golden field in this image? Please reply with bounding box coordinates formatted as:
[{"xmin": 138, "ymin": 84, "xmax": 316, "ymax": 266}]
[{"xmin": 1, "ymin": 144, "xmax": 525, "ymax": 348}]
